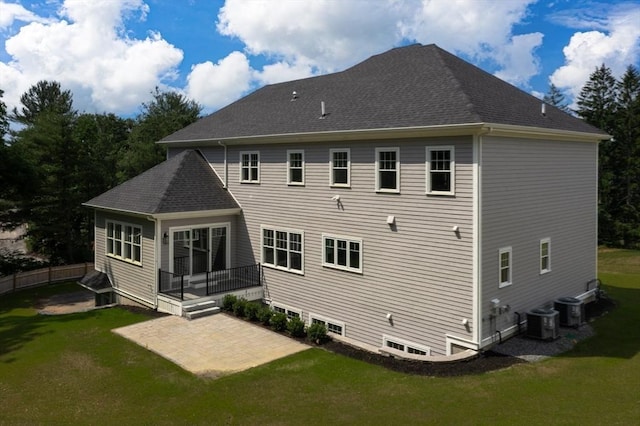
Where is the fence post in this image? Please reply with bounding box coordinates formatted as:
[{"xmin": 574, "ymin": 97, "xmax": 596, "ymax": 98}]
[{"xmin": 180, "ymin": 275, "xmax": 184, "ymax": 301}]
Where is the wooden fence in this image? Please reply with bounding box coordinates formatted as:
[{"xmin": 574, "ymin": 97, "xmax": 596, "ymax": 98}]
[{"xmin": 0, "ymin": 263, "xmax": 94, "ymax": 296}]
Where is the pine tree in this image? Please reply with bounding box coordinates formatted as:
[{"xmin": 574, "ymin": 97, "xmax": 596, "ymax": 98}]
[{"xmin": 543, "ymin": 83, "xmax": 571, "ymax": 113}]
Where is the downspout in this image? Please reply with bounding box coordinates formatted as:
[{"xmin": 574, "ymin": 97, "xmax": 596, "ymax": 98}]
[
  {"xmin": 147, "ymin": 215, "xmax": 160, "ymax": 309},
  {"xmin": 218, "ymin": 140, "xmax": 228, "ymax": 189}
]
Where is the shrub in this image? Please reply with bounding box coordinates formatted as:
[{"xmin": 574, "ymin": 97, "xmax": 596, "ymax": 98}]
[
  {"xmin": 270, "ymin": 312, "xmax": 288, "ymax": 332},
  {"xmin": 232, "ymin": 298, "xmax": 248, "ymax": 317},
  {"xmin": 307, "ymin": 322, "xmax": 328, "ymax": 343},
  {"xmin": 287, "ymin": 317, "xmax": 306, "ymax": 338},
  {"xmin": 257, "ymin": 306, "xmax": 273, "ymax": 325},
  {"xmin": 222, "ymin": 294, "xmax": 237, "ymax": 311},
  {"xmin": 245, "ymin": 302, "xmax": 260, "ymax": 321}
]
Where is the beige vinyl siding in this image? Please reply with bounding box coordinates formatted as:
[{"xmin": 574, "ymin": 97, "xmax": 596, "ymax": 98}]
[
  {"xmin": 207, "ymin": 137, "xmax": 474, "ymax": 355},
  {"xmin": 480, "ymin": 137, "xmax": 598, "ymax": 344},
  {"xmin": 94, "ymin": 211, "xmax": 156, "ymax": 307}
]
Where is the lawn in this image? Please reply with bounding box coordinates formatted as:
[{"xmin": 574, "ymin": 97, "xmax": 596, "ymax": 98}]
[{"xmin": 0, "ymin": 249, "xmax": 638, "ymax": 425}]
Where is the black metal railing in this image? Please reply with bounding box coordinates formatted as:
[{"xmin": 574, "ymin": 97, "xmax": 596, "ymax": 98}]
[
  {"xmin": 206, "ymin": 263, "xmax": 261, "ymax": 296},
  {"xmin": 158, "ymin": 269, "xmax": 185, "ymax": 301}
]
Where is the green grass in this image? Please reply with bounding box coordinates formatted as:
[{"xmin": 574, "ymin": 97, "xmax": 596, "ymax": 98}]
[{"xmin": 1, "ymin": 250, "xmax": 639, "ymax": 425}]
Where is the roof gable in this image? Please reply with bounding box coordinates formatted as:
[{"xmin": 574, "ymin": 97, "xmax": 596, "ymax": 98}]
[
  {"xmin": 84, "ymin": 150, "xmax": 239, "ymax": 215},
  {"xmin": 162, "ymin": 44, "xmax": 606, "ymax": 144}
]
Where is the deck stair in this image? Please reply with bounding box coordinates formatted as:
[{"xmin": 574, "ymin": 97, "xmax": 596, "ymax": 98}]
[{"xmin": 183, "ymin": 300, "xmax": 220, "ymax": 320}]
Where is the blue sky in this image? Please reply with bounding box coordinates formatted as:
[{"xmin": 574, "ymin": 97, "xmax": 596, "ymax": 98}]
[{"xmin": 1, "ymin": 0, "xmax": 639, "ymax": 117}]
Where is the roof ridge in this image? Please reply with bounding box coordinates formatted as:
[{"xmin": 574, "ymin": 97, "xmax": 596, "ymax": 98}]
[{"xmin": 153, "ymin": 149, "xmax": 194, "ymax": 214}]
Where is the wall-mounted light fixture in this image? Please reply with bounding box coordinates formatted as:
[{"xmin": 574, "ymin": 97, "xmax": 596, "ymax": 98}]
[
  {"xmin": 387, "ymin": 215, "xmax": 396, "ymax": 226},
  {"xmin": 162, "ymin": 232, "xmax": 169, "ymax": 245}
]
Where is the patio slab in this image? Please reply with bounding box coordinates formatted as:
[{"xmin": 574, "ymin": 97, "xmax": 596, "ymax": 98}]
[{"xmin": 113, "ymin": 314, "xmax": 309, "ymax": 377}]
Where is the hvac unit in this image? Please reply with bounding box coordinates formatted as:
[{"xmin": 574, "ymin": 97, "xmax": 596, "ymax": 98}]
[
  {"xmin": 554, "ymin": 297, "xmax": 585, "ymax": 327},
  {"xmin": 526, "ymin": 308, "xmax": 559, "ymax": 340}
]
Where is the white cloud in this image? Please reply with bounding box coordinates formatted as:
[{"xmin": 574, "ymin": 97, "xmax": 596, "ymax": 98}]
[
  {"xmin": 0, "ymin": 1, "xmax": 53, "ymax": 29},
  {"xmin": 550, "ymin": 4, "xmax": 640, "ymax": 100},
  {"xmin": 1, "ymin": 0, "xmax": 182, "ymax": 115},
  {"xmin": 494, "ymin": 33, "xmax": 544, "ymax": 86},
  {"xmin": 185, "ymin": 51, "xmax": 252, "ymax": 111}
]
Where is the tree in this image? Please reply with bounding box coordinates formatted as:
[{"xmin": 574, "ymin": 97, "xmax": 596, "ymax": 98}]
[
  {"xmin": 0, "ymin": 89, "xmax": 9, "ymax": 142},
  {"xmin": 543, "ymin": 83, "xmax": 571, "ymax": 113},
  {"xmin": 118, "ymin": 88, "xmax": 202, "ymax": 181},
  {"xmin": 12, "ymin": 80, "xmax": 74, "ymax": 126}
]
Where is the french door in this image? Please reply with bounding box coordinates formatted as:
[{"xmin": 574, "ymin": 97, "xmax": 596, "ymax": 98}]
[{"xmin": 171, "ymin": 224, "xmax": 228, "ymax": 277}]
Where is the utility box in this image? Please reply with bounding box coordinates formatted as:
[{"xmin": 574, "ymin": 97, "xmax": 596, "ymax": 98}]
[
  {"xmin": 554, "ymin": 297, "xmax": 585, "ymax": 327},
  {"xmin": 526, "ymin": 308, "xmax": 559, "ymax": 340}
]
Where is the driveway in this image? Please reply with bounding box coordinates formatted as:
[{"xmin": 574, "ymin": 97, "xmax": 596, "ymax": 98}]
[{"xmin": 113, "ymin": 314, "xmax": 309, "ymax": 377}]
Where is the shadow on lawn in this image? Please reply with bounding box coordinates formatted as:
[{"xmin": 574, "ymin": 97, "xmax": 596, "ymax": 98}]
[
  {"xmin": 560, "ymin": 285, "xmax": 640, "ymax": 360},
  {"xmin": 0, "ymin": 283, "xmax": 86, "ymax": 363}
]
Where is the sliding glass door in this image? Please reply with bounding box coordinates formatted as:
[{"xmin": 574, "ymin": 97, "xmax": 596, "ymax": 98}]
[{"xmin": 171, "ymin": 224, "xmax": 228, "ymax": 277}]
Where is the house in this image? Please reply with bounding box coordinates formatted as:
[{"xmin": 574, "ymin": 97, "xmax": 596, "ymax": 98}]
[{"xmin": 84, "ymin": 44, "xmax": 608, "ymax": 357}]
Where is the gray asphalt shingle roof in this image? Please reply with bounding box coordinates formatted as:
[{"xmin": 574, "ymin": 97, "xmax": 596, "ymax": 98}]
[
  {"xmin": 84, "ymin": 150, "xmax": 239, "ymax": 215},
  {"xmin": 162, "ymin": 44, "xmax": 606, "ymax": 144}
]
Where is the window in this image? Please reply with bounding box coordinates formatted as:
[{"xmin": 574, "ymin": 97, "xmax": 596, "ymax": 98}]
[
  {"xmin": 330, "ymin": 149, "xmax": 350, "ymax": 187},
  {"xmin": 382, "ymin": 335, "xmax": 431, "ymax": 357},
  {"xmin": 499, "ymin": 247, "xmax": 512, "ymax": 287},
  {"xmin": 540, "ymin": 238, "xmax": 551, "ymax": 274},
  {"xmin": 426, "ymin": 146, "xmax": 455, "ymax": 195},
  {"xmin": 240, "ymin": 151, "xmax": 260, "ymax": 183},
  {"xmin": 287, "ymin": 150, "xmax": 304, "ymax": 185},
  {"xmin": 375, "ymin": 147, "xmax": 400, "ymax": 192},
  {"xmin": 106, "ymin": 221, "xmax": 142, "ymax": 264},
  {"xmin": 322, "ymin": 235, "xmax": 362, "ymax": 273},
  {"xmin": 271, "ymin": 302, "xmax": 302, "ymax": 320},
  {"xmin": 262, "ymin": 226, "xmax": 303, "ymax": 273},
  {"xmin": 309, "ymin": 314, "xmax": 345, "ymax": 336}
]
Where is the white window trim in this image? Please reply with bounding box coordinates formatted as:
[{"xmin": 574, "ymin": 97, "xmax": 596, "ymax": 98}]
[
  {"xmin": 499, "ymin": 246, "xmax": 512, "ymax": 288},
  {"xmin": 375, "ymin": 147, "xmax": 400, "ymax": 193},
  {"xmin": 322, "ymin": 234, "xmax": 363, "ymax": 274},
  {"xmin": 261, "ymin": 225, "xmax": 304, "ymax": 274},
  {"xmin": 106, "ymin": 220, "xmax": 142, "ymax": 266},
  {"xmin": 271, "ymin": 301, "xmax": 302, "ymax": 320},
  {"xmin": 540, "ymin": 238, "xmax": 551, "ymax": 274},
  {"xmin": 239, "ymin": 151, "xmax": 260, "ymax": 183},
  {"xmin": 382, "ymin": 335, "xmax": 431, "ymax": 357},
  {"xmin": 287, "ymin": 149, "xmax": 305, "ymax": 186},
  {"xmin": 329, "ymin": 148, "xmax": 351, "ymax": 187},
  {"xmin": 426, "ymin": 145, "xmax": 455, "ymax": 195},
  {"xmin": 309, "ymin": 313, "xmax": 346, "ymax": 336}
]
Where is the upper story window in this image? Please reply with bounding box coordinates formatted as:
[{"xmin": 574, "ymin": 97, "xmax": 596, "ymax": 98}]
[
  {"xmin": 499, "ymin": 246, "xmax": 512, "ymax": 288},
  {"xmin": 540, "ymin": 238, "xmax": 551, "ymax": 274},
  {"xmin": 426, "ymin": 146, "xmax": 455, "ymax": 195},
  {"xmin": 375, "ymin": 147, "xmax": 400, "ymax": 193},
  {"xmin": 240, "ymin": 151, "xmax": 260, "ymax": 183},
  {"xmin": 322, "ymin": 234, "xmax": 362, "ymax": 273},
  {"xmin": 287, "ymin": 150, "xmax": 305, "ymax": 185},
  {"xmin": 330, "ymin": 149, "xmax": 350, "ymax": 187},
  {"xmin": 106, "ymin": 220, "xmax": 142, "ymax": 265},
  {"xmin": 262, "ymin": 226, "xmax": 304, "ymax": 274}
]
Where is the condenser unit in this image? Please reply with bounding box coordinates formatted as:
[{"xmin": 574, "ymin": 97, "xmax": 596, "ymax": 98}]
[
  {"xmin": 554, "ymin": 297, "xmax": 585, "ymax": 327},
  {"xmin": 526, "ymin": 308, "xmax": 559, "ymax": 340}
]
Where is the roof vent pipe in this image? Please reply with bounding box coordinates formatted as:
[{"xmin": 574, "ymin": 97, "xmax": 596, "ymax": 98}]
[
  {"xmin": 320, "ymin": 101, "xmax": 326, "ymax": 119},
  {"xmin": 541, "ymin": 103, "xmax": 546, "ymax": 116},
  {"xmin": 291, "ymin": 91, "xmax": 298, "ymax": 101}
]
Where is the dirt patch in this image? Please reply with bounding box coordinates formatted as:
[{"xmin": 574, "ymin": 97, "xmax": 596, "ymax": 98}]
[{"xmin": 37, "ymin": 290, "xmax": 97, "ymax": 315}]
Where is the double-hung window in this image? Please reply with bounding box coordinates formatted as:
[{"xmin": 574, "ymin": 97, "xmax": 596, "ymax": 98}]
[
  {"xmin": 499, "ymin": 247, "xmax": 512, "ymax": 287},
  {"xmin": 330, "ymin": 149, "xmax": 350, "ymax": 187},
  {"xmin": 106, "ymin": 221, "xmax": 142, "ymax": 264},
  {"xmin": 375, "ymin": 147, "xmax": 400, "ymax": 192},
  {"xmin": 262, "ymin": 227, "xmax": 303, "ymax": 273},
  {"xmin": 323, "ymin": 234, "xmax": 362, "ymax": 273},
  {"xmin": 287, "ymin": 150, "xmax": 304, "ymax": 185},
  {"xmin": 540, "ymin": 238, "xmax": 551, "ymax": 274},
  {"xmin": 240, "ymin": 151, "xmax": 260, "ymax": 183},
  {"xmin": 426, "ymin": 146, "xmax": 455, "ymax": 195}
]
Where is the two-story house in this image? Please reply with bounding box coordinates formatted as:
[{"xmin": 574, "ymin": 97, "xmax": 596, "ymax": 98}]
[{"xmin": 84, "ymin": 44, "xmax": 607, "ymax": 357}]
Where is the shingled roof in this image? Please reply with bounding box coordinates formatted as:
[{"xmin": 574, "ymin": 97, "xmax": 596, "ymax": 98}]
[
  {"xmin": 84, "ymin": 150, "xmax": 239, "ymax": 215},
  {"xmin": 162, "ymin": 44, "xmax": 606, "ymax": 144}
]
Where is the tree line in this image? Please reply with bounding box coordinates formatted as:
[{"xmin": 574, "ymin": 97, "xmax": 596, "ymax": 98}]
[
  {"xmin": 0, "ymin": 81, "xmax": 201, "ymax": 266},
  {"xmin": 0, "ymin": 65, "xmax": 639, "ymax": 269}
]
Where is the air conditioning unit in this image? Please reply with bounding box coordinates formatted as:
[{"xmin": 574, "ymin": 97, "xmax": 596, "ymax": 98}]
[
  {"xmin": 554, "ymin": 297, "xmax": 585, "ymax": 327},
  {"xmin": 526, "ymin": 308, "xmax": 559, "ymax": 340}
]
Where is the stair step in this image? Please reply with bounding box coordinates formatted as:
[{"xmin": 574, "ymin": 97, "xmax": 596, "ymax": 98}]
[
  {"xmin": 183, "ymin": 300, "xmax": 217, "ymax": 312},
  {"xmin": 185, "ymin": 306, "xmax": 221, "ymax": 320}
]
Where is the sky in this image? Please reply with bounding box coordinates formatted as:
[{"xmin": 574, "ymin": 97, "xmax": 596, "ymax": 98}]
[{"xmin": 1, "ymin": 0, "xmax": 639, "ymax": 118}]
